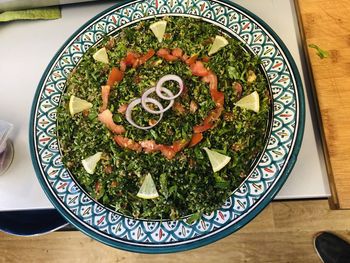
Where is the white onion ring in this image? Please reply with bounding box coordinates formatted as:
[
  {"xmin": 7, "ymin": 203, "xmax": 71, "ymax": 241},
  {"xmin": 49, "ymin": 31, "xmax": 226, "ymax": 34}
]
[
  {"xmin": 125, "ymin": 98, "xmax": 164, "ymax": 130},
  {"xmin": 141, "ymin": 87, "xmax": 174, "ymax": 114},
  {"xmin": 155, "ymin": 74, "xmax": 184, "ymax": 100}
]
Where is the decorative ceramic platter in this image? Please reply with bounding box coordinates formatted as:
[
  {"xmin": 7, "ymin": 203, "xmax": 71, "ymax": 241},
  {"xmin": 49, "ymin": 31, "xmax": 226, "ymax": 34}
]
[{"xmin": 30, "ymin": 0, "xmax": 304, "ymax": 253}]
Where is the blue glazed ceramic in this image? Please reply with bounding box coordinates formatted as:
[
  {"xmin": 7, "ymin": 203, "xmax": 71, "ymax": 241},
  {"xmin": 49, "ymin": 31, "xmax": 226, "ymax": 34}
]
[{"xmin": 29, "ymin": 0, "xmax": 305, "ymax": 253}]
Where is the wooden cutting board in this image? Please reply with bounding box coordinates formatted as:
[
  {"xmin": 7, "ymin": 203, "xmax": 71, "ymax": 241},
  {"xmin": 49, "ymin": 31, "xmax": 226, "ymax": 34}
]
[{"xmin": 295, "ymin": 0, "xmax": 350, "ymax": 209}]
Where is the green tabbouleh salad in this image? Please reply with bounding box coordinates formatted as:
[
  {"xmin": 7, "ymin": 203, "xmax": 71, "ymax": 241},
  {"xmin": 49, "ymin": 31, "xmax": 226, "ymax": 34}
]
[{"xmin": 57, "ymin": 17, "xmax": 271, "ymax": 220}]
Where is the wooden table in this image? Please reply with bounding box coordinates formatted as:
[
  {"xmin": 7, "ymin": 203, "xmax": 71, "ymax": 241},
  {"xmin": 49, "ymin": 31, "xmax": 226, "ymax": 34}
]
[{"xmin": 296, "ymin": 0, "xmax": 350, "ymax": 209}]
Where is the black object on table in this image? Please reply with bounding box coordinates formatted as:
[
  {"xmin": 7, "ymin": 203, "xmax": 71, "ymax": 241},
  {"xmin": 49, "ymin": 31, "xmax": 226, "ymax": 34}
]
[{"xmin": 0, "ymin": 209, "xmax": 69, "ymax": 236}]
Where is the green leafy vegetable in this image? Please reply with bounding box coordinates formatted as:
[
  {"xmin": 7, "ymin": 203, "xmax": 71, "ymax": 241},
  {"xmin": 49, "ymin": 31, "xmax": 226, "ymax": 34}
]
[{"xmin": 308, "ymin": 44, "xmax": 329, "ymax": 59}]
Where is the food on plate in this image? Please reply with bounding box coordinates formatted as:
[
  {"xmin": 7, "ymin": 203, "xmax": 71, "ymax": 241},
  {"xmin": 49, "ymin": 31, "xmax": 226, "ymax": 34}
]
[
  {"xmin": 57, "ymin": 17, "xmax": 271, "ymax": 219},
  {"xmin": 69, "ymin": 95, "xmax": 93, "ymax": 116},
  {"xmin": 208, "ymin": 35, "xmax": 229, "ymax": 56},
  {"xmin": 93, "ymin": 47, "xmax": 109, "ymax": 64},
  {"xmin": 82, "ymin": 152, "xmax": 103, "ymax": 174}
]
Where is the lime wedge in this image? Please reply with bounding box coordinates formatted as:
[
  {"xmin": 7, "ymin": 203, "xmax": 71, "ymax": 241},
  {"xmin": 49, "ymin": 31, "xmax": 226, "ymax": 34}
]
[
  {"xmin": 234, "ymin": 91, "xmax": 260, "ymax": 113},
  {"xmin": 137, "ymin": 174, "xmax": 159, "ymax": 199},
  {"xmin": 69, "ymin": 95, "xmax": 93, "ymax": 116},
  {"xmin": 208, "ymin": 35, "xmax": 229, "ymax": 56},
  {"xmin": 93, "ymin": 47, "xmax": 109, "ymax": 64},
  {"xmin": 203, "ymin": 147, "xmax": 231, "ymax": 173},
  {"xmin": 150, "ymin": 20, "xmax": 167, "ymax": 43},
  {"xmin": 82, "ymin": 152, "xmax": 102, "ymax": 174}
]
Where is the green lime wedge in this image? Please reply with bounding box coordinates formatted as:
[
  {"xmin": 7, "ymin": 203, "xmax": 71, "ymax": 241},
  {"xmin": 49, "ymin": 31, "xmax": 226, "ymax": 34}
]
[
  {"xmin": 149, "ymin": 20, "xmax": 167, "ymax": 43},
  {"xmin": 203, "ymin": 147, "xmax": 231, "ymax": 173},
  {"xmin": 82, "ymin": 152, "xmax": 102, "ymax": 174},
  {"xmin": 69, "ymin": 95, "xmax": 93, "ymax": 116},
  {"xmin": 137, "ymin": 174, "xmax": 159, "ymax": 199},
  {"xmin": 208, "ymin": 35, "xmax": 229, "ymax": 56},
  {"xmin": 93, "ymin": 47, "xmax": 109, "ymax": 64},
  {"xmin": 234, "ymin": 91, "xmax": 260, "ymax": 113}
]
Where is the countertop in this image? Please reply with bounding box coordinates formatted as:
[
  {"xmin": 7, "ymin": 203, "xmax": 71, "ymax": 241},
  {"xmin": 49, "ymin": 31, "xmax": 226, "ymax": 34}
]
[{"xmin": 0, "ymin": 0, "xmax": 330, "ymax": 211}]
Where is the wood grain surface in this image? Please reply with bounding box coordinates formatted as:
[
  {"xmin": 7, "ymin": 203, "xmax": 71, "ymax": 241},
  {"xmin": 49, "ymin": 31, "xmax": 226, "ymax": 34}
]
[
  {"xmin": 1, "ymin": 200, "xmax": 350, "ymax": 263},
  {"xmin": 295, "ymin": 0, "xmax": 350, "ymax": 208}
]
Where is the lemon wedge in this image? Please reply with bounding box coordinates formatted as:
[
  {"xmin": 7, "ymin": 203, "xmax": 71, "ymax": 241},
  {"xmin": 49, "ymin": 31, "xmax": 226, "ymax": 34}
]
[
  {"xmin": 69, "ymin": 95, "xmax": 93, "ymax": 116},
  {"xmin": 208, "ymin": 35, "xmax": 229, "ymax": 56},
  {"xmin": 137, "ymin": 174, "xmax": 159, "ymax": 199},
  {"xmin": 150, "ymin": 20, "xmax": 167, "ymax": 43},
  {"xmin": 82, "ymin": 152, "xmax": 102, "ymax": 174},
  {"xmin": 203, "ymin": 147, "xmax": 231, "ymax": 173},
  {"xmin": 93, "ymin": 47, "xmax": 109, "ymax": 64},
  {"xmin": 234, "ymin": 91, "xmax": 260, "ymax": 113}
]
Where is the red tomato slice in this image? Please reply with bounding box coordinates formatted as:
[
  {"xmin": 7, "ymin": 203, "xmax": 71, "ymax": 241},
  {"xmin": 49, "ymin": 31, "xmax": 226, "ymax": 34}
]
[
  {"xmin": 98, "ymin": 110, "xmax": 125, "ymax": 134},
  {"xmin": 157, "ymin": 48, "xmax": 170, "ymax": 57},
  {"xmin": 204, "ymin": 107, "xmax": 223, "ymax": 125},
  {"xmin": 114, "ymin": 135, "xmax": 142, "ymax": 152},
  {"xmin": 158, "ymin": 145, "xmax": 177, "ymax": 160},
  {"xmin": 172, "ymin": 48, "xmax": 183, "ymax": 58},
  {"xmin": 117, "ymin": 103, "xmax": 128, "ymax": 114},
  {"xmin": 124, "ymin": 52, "xmax": 138, "ymax": 66},
  {"xmin": 190, "ymin": 61, "xmax": 209, "ymax": 77},
  {"xmin": 172, "ymin": 139, "xmax": 189, "ymax": 153},
  {"xmin": 139, "ymin": 49, "xmax": 155, "ymax": 64},
  {"xmin": 211, "ymin": 90, "xmax": 225, "ymax": 107},
  {"xmin": 188, "ymin": 133, "xmax": 203, "ymax": 147},
  {"xmin": 140, "ymin": 140, "xmax": 159, "ymax": 153},
  {"xmin": 107, "ymin": 67, "xmax": 124, "ymax": 86},
  {"xmin": 202, "ymin": 56, "xmax": 210, "ymax": 62},
  {"xmin": 185, "ymin": 54, "xmax": 198, "ymax": 65},
  {"xmin": 193, "ymin": 123, "xmax": 213, "ymax": 133},
  {"xmin": 156, "ymin": 48, "xmax": 178, "ymax": 61},
  {"xmin": 100, "ymin": 85, "xmax": 110, "ymax": 112}
]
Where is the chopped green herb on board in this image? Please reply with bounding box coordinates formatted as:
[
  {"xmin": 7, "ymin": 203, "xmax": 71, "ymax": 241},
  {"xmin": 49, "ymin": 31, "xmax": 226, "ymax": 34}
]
[{"xmin": 308, "ymin": 44, "xmax": 329, "ymax": 59}]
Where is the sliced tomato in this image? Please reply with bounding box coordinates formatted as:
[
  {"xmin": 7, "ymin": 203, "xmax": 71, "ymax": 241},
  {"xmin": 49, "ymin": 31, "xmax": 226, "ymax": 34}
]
[
  {"xmin": 207, "ymin": 71, "xmax": 218, "ymax": 90},
  {"xmin": 185, "ymin": 54, "xmax": 198, "ymax": 65},
  {"xmin": 172, "ymin": 48, "xmax": 183, "ymax": 58},
  {"xmin": 100, "ymin": 85, "xmax": 111, "ymax": 112},
  {"xmin": 156, "ymin": 48, "xmax": 177, "ymax": 61},
  {"xmin": 211, "ymin": 90, "xmax": 225, "ymax": 107},
  {"xmin": 204, "ymin": 71, "xmax": 225, "ymax": 106},
  {"xmin": 188, "ymin": 133, "xmax": 203, "ymax": 147},
  {"xmin": 202, "ymin": 56, "xmax": 210, "ymax": 62},
  {"xmin": 193, "ymin": 123, "xmax": 213, "ymax": 133},
  {"xmin": 107, "ymin": 67, "xmax": 124, "ymax": 86},
  {"xmin": 98, "ymin": 110, "xmax": 126, "ymax": 134},
  {"xmin": 182, "ymin": 54, "xmax": 189, "ymax": 62},
  {"xmin": 139, "ymin": 49, "xmax": 155, "ymax": 64},
  {"xmin": 157, "ymin": 48, "xmax": 170, "ymax": 57},
  {"xmin": 190, "ymin": 61, "xmax": 209, "ymax": 77},
  {"xmin": 204, "ymin": 106, "xmax": 223, "ymax": 125},
  {"xmin": 117, "ymin": 103, "xmax": 128, "ymax": 114},
  {"xmin": 114, "ymin": 135, "xmax": 142, "ymax": 152},
  {"xmin": 124, "ymin": 52, "xmax": 138, "ymax": 66},
  {"xmin": 140, "ymin": 140, "xmax": 159, "ymax": 153},
  {"xmin": 158, "ymin": 145, "xmax": 177, "ymax": 160},
  {"xmin": 172, "ymin": 139, "xmax": 189, "ymax": 153}
]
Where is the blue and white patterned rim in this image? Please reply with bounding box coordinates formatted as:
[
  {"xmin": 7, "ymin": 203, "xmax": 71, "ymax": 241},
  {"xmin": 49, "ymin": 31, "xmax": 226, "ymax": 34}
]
[{"xmin": 29, "ymin": 0, "xmax": 305, "ymax": 253}]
